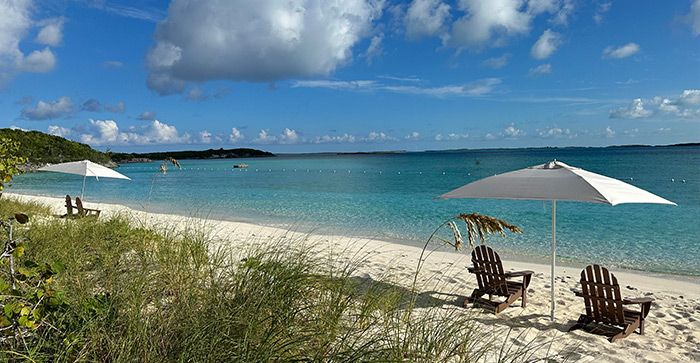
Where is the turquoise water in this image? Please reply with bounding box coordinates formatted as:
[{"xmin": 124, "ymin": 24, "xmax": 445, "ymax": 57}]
[{"xmin": 9, "ymin": 146, "xmax": 700, "ymax": 276}]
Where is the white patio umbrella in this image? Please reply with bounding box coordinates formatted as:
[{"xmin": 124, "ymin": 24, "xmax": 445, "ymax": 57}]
[
  {"xmin": 38, "ymin": 160, "xmax": 131, "ymax": 199},
  {"xmin": 440, "ymin": 160, "xmax": 675, "ymax": 320}
]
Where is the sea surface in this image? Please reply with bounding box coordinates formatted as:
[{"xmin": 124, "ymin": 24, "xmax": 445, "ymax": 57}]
[{"xmin": 9, "ymin": 146, "xmax": 700, "ymax": 276}]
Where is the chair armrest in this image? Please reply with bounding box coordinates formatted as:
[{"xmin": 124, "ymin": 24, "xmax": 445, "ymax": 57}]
[
  {"xmin": 504, "ymin": 270, "xmax": 534, "ymax": 278},
  {"xmin": 623, "ymin": 297, "xmax": 654, "ymax": 304},
  {"xmin": 467, "ymin": 267, "xmax": 482, "ymax": 274}
]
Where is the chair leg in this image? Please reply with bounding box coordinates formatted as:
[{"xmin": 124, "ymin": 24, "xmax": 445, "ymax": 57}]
[
  {"xmin": 568, "ymin": 315, "xmax": 590, "ymax": 332},
  {"xmin": 610, "ymin": 321, "xmax": 639, "ymax": 343},
  {"xmin": 521, "ymin": 283, "xmax": 527, "ymax": 308}
]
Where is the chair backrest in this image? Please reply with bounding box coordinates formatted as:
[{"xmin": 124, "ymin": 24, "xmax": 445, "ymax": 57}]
[
  {"xmin": 579, "ymin": 264, "xmax": 625, "ymax": 326},
  {"xmin": 65, "ymin": 195, "xmax": 74, "ymax": 216},
  {"xmin": 471, "ymin": 245, "xmax": 508, "ymax": 295},
  {"xmin": 75, "ymin": 197, "xmax": 86, "ymax": 217}
]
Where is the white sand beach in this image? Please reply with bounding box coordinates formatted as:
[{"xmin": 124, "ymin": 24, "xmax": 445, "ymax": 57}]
[{"xmin": 5, "ymin": 193, "xmax": 700, "ymax": 362}]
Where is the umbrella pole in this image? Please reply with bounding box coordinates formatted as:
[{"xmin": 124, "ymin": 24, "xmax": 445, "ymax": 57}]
[
  {"xmin": 81, "ymin": 175, "xmax": 87, "ymax": 200},
  {"xmin": 550, "ymin": 200, "xmax": 557, "ymax": 321}
]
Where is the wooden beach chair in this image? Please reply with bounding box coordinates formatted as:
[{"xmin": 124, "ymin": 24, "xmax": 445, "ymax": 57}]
[
  {"xmin": 63, "ymin": 195, "xmax": 77, "ymax": 218},
  {"xmin": 569, "ymin": 264, "xmax": 654, "ymax": 343},
  {"xmin": 75, "ymin": 197, "xmax": 101, "ymax": 218},
  {"xmin": 466, "ymin": 245, "xmax": 534, "ymax": 313}
]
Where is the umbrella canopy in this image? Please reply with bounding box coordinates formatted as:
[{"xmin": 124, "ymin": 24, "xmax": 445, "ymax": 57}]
[
  {"xmin": 38, "ymin": 160, "xmax": 130, "ymax": 199},
  {"xmin": 440, "ymin": 160, "xmax": 675, "ymax": 320}
]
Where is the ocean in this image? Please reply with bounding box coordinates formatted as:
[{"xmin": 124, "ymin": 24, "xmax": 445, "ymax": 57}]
[{"xmin": 9, "ymin": 146, "xmax": 700, "ymax": 276}]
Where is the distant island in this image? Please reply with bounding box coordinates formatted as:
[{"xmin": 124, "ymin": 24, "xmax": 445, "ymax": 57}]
[
  {"xmin": 111, "ymin": 148, "xmax": 275, "ymax": 163},
  {"xmin": 0, "ymin": 129, "xmax": 275, "ymax": 169}
]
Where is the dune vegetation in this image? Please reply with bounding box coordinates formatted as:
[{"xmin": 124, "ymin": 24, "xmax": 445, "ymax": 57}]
[{"xmin": 0, "ymin": 199, "xmax": 572, "ymax": 362}]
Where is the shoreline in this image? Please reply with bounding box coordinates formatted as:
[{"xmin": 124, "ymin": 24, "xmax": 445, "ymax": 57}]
[{"xmin": 6, "ymin": 191, "xmax": 700, "ymax": 297}]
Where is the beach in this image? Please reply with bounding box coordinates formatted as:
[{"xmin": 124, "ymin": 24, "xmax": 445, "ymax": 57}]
[{"xmin": 7, "ymin": 192, "xmax": 700, "ymax": 362}]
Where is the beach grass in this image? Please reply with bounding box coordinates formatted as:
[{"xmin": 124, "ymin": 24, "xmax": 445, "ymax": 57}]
[{"xmin": 0, "ymin": 199, "xmax": 573, "ymax": 362}]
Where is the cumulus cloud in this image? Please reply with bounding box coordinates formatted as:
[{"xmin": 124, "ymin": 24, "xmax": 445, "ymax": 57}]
[
  {"xmin": 0, "ymin": 1, "xmax": 60, "ymax": 85},
  {"xmin": 530, "ymin": 29, "xmax": 562, "ymax": 59},
  {"xmin": 21, "ymin": 96, "xmax": 73, "ymax": 120},
  {"xmin": 481, "ymin": 54, "xmax": 510, "ymax": 69},
  {"xmin": 444, "ymin": 0, "xmax": 571, "ymax": 50},
  {"xmin": 405, "ymin": 0, "xmax": 451, "ymax": 39},
  {"xmin": 35, "ymin": 17, "xmax": 64, "ymax": 46},
  {"xmin": 146, "ymin": 0, "xmax": 383, "ymax": 94},
  {"xmin": 229, "ymin": 127, "xmax": 244, "ymax": 143},
  {"xmin": 365, "ymin": 131, "xmax": 397, "ymax": 142},
  {"xmin": 254, "ymin": 128, "xmax": 301, "ymax": 144},
  {"xmin": 602, "ymin": 43, "xmax": 640, "ymax": 59},
  {"xmin": 503, "ymin": 124, "xmax": 524, "ymax": 138},
  {"xmin": 293, "ymin": 77, "xmax": 501, "ymax": 97},
  {"xmin": 610, "ymin": 90, "xmax": 700, "ymax": 119},
  {"xmin": 605, "ymin": 126, "xmax": 615, "ymax": 138},
  {"xmin": 434, "ymin": 132, "xmax": 469, "ymax": 141},
  {"xmin": 47, "ymin": 125, "xmax": 71, "ymax": 137},
  {"xmin": 529, "ymin": 63, "xmax": 552, "ymax": 76},
  {"xmin": 538, "ymin": 126, "xmax": 576, "ymax": 139},
  {"xmin": 313, "ymin": 133, "xmax": 357, "ymax": 144},
  {"xmin": 81, "ymin": 99, "xmax": 125, "ymax": 113},
  {"xmin": 79, "ymin": 119, "xmax": 190, "ymax": 146},
  {"xmin": 405, "ymin": 131, "xmax": 421, "ymax": 140},
  {"xmin": 137, "ymin": 111, "xmax": 157, "ymax": 120},
  {"xmin": 185, "ymin": 86, "xmax": 232, "ymax": 101}
]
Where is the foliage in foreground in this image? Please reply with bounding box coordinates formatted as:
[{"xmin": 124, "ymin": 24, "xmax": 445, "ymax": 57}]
[
  {"xmin": 0, "ymin": 200, "xmax": 572, "ymax": 362},
  {"xmin": 0, "ymin": 138, "xmax": 28, "ymax": 194}
]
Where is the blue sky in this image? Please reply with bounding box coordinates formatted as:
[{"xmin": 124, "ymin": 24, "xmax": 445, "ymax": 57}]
[{"xmin": 1, "ymin": 0, "xmax": 699, "ymax": 152}]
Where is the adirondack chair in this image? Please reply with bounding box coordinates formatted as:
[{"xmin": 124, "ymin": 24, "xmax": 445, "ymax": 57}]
[
  {"xmin": 63, "ymin": 195, "xmax": 76, "ymax": 218},
  {"xmin": 75, "ymin": 197, "xmax": 101, "ymax": 218},
  {"xmin": 466, "ymin": 245, "xmax": 534, "ymax": 314},
  {"xmin": 569, "ymin": 264, "xmax": 654, "ymax": 342}
]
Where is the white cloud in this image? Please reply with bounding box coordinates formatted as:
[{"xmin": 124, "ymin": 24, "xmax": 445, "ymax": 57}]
[
  {"xmin": 538, "ymin": 126, "xmax": 576, "ymax": 139},
  {"xmin": 363, "ymin": 33, "xmax": 384, "ymax": 64},
  {"xmin": 137, "ymin": 111, "xmax": 157, "ymax": 120},
  {"xmin": 293, "ymin": 77, "xmax": 501, "ymax": 97},
  {"xmin": 481, "ymin": 54, "xmax": 510, "ymax": 69},
  {"xmin": 0, "ymin": 1, "xmax": 60, "ymax": 85},
  {"xmin": 688, "ymin": 0, "xmax": 700, "ymax": 35},
  {"xmin": 102, "ymin": 60, "xmax": 123, "ymax": 68},
  {"xmin": 254, "ymin": 128, "xmax": 301, "ymax": 144},
  {"xmin": 21, "ymin": 96, "xmax": 73, "ymax": 120},
  {"xmin": 602, "ymin": 43, "xmax": 640, "ymax": 59},
  {"xmin": 365, "ymin": 131, "xmax": 397, "ymax": 142},
  {"xmin": 434, "ymin": 132, "xmax": 469, "ymax": 141},
  {"xmin": 9, "ymin": 125, "xmax": 27, "ymax": 131},
  {"xmin": 405, "ymin": 0, "xmax": 450, "ymax": 39},
  {"xmin": 314, "ymin": 133, "xmax": 357, "ymax": 144},
  {"xmin": 605, "ymin": 126, "xmax": 615, "ymax": 138},
  {"xmin": 405, "ymin": 131, "xmax": 421, "ymax": 140},
  {"xmin": 530, "ymin": 29, "xmax": 561, "ymax": 59},
  {"xmin": 47, "ymin": 125, "xmax": 71, "ymax": 137},
  {"xmin": 444, "ymin": 0, "xmax": 570, "ymax": 50},
  {"xmin": 35, "ymin": 17, "xmax": 64, "ymax": 46},
  {"xmin": 503, "ymin": 124, "xmax": 524, "ymax": 138},
  {"xmin": 610, "ymin": 98, "xmax": 652, "ymax": 119},
  {"xmin": 79, "ymin": 119, "xmax": 189, "ymax": 146},
  {"xmin": 529, "ymin": 63, "xmax": 552, "ymax": 76},
  {"xmin": 146, "ymin": 0, "xmax": 383, "ymax": 94},
  {"xmin": 593, "ymin": 2, "xmax": 611, "ymax": 24},
  {"xmin": 229, "ymin": 127, "xmax": 244, "ymax": 143},
  {"xmin": 18, "ymin": 47, "xmax": 56, "ymax": 73},
  {"xmin": 198, "ymin": 130, "xmax": 212, "ymax": 144},
  {"xmin": 610, "ymin": 91, "xmax": 700, "ymax": 119},
  {"xmin": 679, "ymin": 89, "xmax": 700, "ymax": 105}
]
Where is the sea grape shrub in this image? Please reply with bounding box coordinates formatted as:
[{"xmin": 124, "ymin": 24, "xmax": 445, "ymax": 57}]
[
  {"xmin": 0, "ymin": 138, "xmax": 27, "ymax": 196},
  {"xmin": 0, "ymin": 246, "xmax": 68, "ymax": 348}
]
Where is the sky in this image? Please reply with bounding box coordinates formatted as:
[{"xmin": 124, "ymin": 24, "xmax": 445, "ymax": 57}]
[{"xmin": 0, "ymin": 0, "xmax": 699, "ymax": 153}]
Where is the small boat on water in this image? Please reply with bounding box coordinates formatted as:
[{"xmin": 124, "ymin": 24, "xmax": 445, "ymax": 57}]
[{"xmin": 233, "ymin": 163, "xmax": 249, "ymax": 169}]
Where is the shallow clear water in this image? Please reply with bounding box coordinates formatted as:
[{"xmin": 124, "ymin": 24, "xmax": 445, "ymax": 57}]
[{"xmin": 9, "ymin": 146, "xmax": 700, "ymax": 276}]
